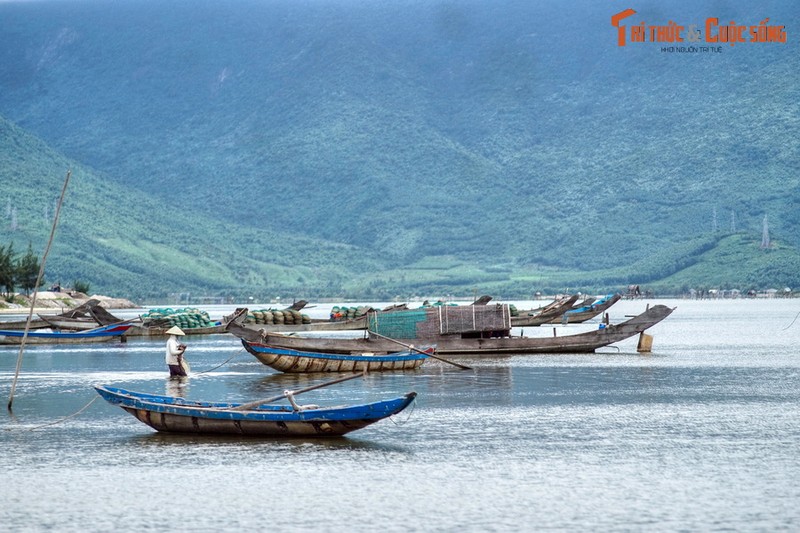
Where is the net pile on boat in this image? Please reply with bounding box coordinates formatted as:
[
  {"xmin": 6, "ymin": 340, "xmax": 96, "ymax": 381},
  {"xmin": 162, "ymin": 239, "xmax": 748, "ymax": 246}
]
[
  {"xmin": 246, "ymin": 309, "xmax": 312, "ymax": 325},
  {"xmin": 329, "ymin": 305, "xmax": 373, "ymax": 321},
  {"xmin": 141, "ymin": 307, "xmax": 217, "ymax": 329}
]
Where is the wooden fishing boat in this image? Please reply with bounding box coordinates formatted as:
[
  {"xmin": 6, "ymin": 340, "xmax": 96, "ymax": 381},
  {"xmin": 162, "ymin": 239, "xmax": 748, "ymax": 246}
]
[
  {"xmin": 0, "ymin": 298, "xmax": 112, "ymax": 331},
  {"xmin": 39, "ymin": 314, "xmax": 105, "ymax": 330},
  {"xmin": 221, "ymin": 308, "xmax": 369, "ymax": 334},
  {"xmin": 94, "ymin": 384, "xmax": 417, "ymax": 437},
  {"xmin": 0, "ymin": 322, "xmax": 134, "ymax": 345},
  {"xmin": 547, "ymin": 293, "xmax": 622, "ymax": 324},
  {"xmin": 239, "ymin": 340, "xmax": 432, "ymax": 373},
  {"xmin": 0, "ymin": 316, "xmax": 50, "ymax": 330},
  {"xmin": 511, "ymin": 294, "xmax": 580, "ymax": 327},
  {"xmin": 125, "ymin": 323, "xmax": 226, "ymax": 337},
  {"xmin": 231, "ymin": 316, "xmax": 367, "ymax": 334},
  {"xmin": 227, "ymin": 304, "xmax": 674, "ymax": 356}
]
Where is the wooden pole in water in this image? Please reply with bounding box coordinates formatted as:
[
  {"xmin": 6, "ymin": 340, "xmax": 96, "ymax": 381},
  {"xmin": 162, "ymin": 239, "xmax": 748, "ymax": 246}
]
[{"xmin": 8, "ymin": 170, "xmax": 71, "ymax": 411}]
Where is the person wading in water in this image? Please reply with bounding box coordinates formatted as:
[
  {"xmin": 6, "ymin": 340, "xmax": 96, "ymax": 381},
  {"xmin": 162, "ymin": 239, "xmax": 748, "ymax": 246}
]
[{"xmin": 165, "ymin": 326, "xmax": 189, "ymax": 377}]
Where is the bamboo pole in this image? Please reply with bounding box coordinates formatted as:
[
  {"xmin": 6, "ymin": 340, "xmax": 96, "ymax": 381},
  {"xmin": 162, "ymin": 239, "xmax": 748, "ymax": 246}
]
[{"xmin": 8, "ymin": 170, "xmax": 71, "ymax": 411}]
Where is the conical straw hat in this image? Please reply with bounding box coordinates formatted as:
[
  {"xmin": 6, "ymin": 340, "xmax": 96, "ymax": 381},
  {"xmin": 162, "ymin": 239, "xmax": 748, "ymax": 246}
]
[{"xmin": 165, "ymin": 326, "xmax": 185, "ymax": 336}]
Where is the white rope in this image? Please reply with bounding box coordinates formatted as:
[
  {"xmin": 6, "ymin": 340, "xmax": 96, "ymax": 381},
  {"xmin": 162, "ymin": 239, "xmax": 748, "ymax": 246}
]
[
  {"xmin": 4, "ymin": 396, "xmax": 99, "ymax": 432},
  {"xmin": 782, "ymin": 310, "xmax": 800, "ymax": 331},
  {"xmin": 193, "ymin": 348, "xmax": 244, "ymax": 374},
  {"xmin": 388, "ymin": 396, "xmax": 417, "ymax": 426}
]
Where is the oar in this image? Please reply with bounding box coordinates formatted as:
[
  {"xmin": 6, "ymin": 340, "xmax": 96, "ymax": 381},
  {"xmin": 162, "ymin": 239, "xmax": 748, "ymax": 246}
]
[
  {"xmin": 368, "ymin": 331, "xmax": 472, "ymax": 370},
  {"xmin": 228, "ymin": 371, "xmax": 366, "ymax": 411}
]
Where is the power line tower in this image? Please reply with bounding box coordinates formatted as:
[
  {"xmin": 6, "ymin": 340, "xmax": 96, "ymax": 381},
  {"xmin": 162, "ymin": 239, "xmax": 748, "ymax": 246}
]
[
  {"xmin": 730, "ymin": 210, "xmax": 736, "ymax": 232},
  {"xmin": 760, "ymin": 215, "xmax": 770, "ymax": 249}
]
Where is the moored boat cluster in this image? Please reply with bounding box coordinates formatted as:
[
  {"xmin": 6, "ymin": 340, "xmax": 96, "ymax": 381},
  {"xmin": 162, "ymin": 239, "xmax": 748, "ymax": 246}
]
[{"xmin": 5, "ymin": 292, "xmax": 674, "ymax": 438}]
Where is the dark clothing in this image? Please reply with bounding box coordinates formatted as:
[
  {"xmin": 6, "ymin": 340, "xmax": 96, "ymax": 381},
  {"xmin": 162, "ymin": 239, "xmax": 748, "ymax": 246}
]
[{"xmin": 168, "ymin": 363, "xmax": 187, "ymax": 377}]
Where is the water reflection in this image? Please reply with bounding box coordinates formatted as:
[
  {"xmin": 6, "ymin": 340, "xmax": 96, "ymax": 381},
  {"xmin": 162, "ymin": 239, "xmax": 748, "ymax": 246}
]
[
  {"xmin": 165, "ymin": 376, "xmax": 189, "ymax": 397},
  {"xmin": 129, "ymin": 431, "xmax": 413, "ymax": 454}
]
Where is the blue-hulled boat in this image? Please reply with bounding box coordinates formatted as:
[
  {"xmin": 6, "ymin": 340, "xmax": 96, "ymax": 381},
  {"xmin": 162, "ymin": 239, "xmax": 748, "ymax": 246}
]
[
  {"xmin": 240, "ymin": 339, "xmax": 432, "ymax": 373},
  {"xmin": 554, "ymin": 293, "xmax": 622, "ymax": 324},
  {"xmin": 94, "ymin": 384, "xmax": 417, "ymax": 437},
  {"xmin": 0, "ymin": 322, "xmax": 133, "ymax": 345}
]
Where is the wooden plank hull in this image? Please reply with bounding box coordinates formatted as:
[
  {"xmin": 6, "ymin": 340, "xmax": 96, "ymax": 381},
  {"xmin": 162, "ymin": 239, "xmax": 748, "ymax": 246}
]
[
  {"xmin": 39, "ymin": 315, "xmax": 104, "ymax": 331},
  {"xmin": 0, "ymin": 318, "xmax": 50, "ymax": 330},
  {"xmin": 229, "ymin": 316, "xmax": 368, "ymax": 334},
  {"xmin": 95, "ymin": 385, "xmax": 417, "ymax": 437},
  {"xmin": 241, "ymin": 341, "xmax": 429, "ymax": 373},
  {"xmin": 511, "ymin": 294, "xmax": 581, "ymax": 327},
  {"xmin": 252, "ymin": 304, "xmax": 674, "ymax": 356}
]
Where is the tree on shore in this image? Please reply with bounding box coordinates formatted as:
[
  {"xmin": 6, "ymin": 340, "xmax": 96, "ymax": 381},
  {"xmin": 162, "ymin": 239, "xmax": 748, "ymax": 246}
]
[
  {"xmin": 0, "ymin": 243, "xmax": 15, "ymax": 302},
  {"xmin": 16, "ymin": 242, "xmax": 42, "ymax": 296}
]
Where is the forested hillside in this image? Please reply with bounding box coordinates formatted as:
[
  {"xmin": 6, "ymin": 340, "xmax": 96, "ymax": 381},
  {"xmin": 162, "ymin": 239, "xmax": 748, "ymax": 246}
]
[{"xmin": 0, "ymin": 0, "xmax": 798, "ymax": 300}]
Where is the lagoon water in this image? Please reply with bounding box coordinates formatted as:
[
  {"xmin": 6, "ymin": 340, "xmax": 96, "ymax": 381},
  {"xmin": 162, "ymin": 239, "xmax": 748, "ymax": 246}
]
[{"xmin": 2, "ymin": 298, "xmax": 800, "ymax": 532}]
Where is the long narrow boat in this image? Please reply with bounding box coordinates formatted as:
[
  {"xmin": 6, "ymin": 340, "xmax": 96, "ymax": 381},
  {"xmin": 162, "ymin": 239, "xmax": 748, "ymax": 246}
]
[
  {"xmin": 125, "ymin": 323, "xmax": 226, "ymax": 337},
  {"xmin": 39, "ymin": 315, "xmax": 104, "ymax": 331},
  {"xmin": 228, "ymin": 304, "xmax": 674, "ymax": 356},
  {"xmin": 229, "ymin": 316, "xmax": 367, "ymax": 334},
  {"xmin": 511, "ymin": 294, "xmax": 580, "ymax": 327},
  {"xmin": 0, "ymin": 298, "xmax": 108, "ymax": 331},
  {"xmin": 0, "ymin": 322, "xmax": 133, "ymax": 345},
  {"xmin": 239, "ymin": 340, "xmax": 432, "ymax": 373},
  {"xmin": 94, "ymin": 385, "xmax": 417, "ymax": 437},
  {"xmin": 548, "ymin": 293, "xmax": 622, "ymax": 324},
  {"xmin": 221, "ymin": 310, "xmax": 369, "ymax": 334},
  {"xmin": 0, "ymin": 317, "xmax": 50, "ymax": 330}
]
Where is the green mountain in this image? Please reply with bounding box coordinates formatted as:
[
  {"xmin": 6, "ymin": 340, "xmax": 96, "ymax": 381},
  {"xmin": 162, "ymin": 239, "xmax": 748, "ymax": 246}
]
[
  {"xmin": 0, "ymin": 1, "xmax": 798, "ymax": 300},
  {"xmin": 0, "ymin": 116, "xmax": 388, "ymax": 301}
]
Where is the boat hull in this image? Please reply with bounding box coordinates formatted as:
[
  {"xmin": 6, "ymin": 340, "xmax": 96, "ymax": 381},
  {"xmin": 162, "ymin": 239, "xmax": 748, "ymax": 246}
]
[
  {"xmin": 125, "ymin": 324, "xmax": 226, "ymax": 337},
  {"xmin": 511, "ymin": 294, "xmax": 581, "ymax": 327},
  {"xmin": 255, "ymin": 304, "xmax": 674, "ymax": 356},
  {"xmin": 227, "ymin": 316, "xmax": 367, "ymax": 334},
  {"xmin": 0, "ymin": 323, "xmax": 133, "ymax": 345},
  {"xmin": 95, "ymin": 385, "xmax": 417, "ymax": 437},
  {"xmin": 547, "ymin": 293, "xmax": 622, "ymax": 324},
  {"xmin": 242, "ymin": 341, "xmax": 429, "ymax": 373}
]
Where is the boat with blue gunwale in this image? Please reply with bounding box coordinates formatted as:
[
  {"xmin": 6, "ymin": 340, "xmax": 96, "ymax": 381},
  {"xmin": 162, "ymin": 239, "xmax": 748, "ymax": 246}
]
[
  {"xmin": 240, "ymin": 340, "xmax": 433, "ymax": 373},
  {"xmin": 548, "ymin": 293, "xmax": 622, "ymax": 324},
  {"xmin": 0, "ymin": 322, "xmax": 134, "ymax": 345},
  {"xmin": 94, "ymin": 384, "xmax": 417, "ymax": 437}
]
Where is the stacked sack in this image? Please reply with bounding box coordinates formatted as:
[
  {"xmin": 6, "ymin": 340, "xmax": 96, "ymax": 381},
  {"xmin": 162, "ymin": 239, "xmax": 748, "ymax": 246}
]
[
  {"xmin": 142, "ymin": 307, "xmax": 217, "ymax": 329},
  {"xmin": 246, "ymin": 308, "xmax": 312, "ymax": 325},
  {"xmin": 329, "ymin": 305, "xmax": 374, "ymax": 321}
]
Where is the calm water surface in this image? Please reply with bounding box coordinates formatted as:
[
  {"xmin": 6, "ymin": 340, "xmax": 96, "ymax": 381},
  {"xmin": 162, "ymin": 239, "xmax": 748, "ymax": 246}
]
[{"xmin": 2, "ymin": 299, "xmax": 800, "ymax": 532}]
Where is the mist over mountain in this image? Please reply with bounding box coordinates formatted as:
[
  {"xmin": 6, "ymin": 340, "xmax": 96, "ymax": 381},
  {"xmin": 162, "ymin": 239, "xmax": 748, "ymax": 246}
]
[{"xmin": 0, "ymin": 0, "xmax": 798, "ymax": 299}]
